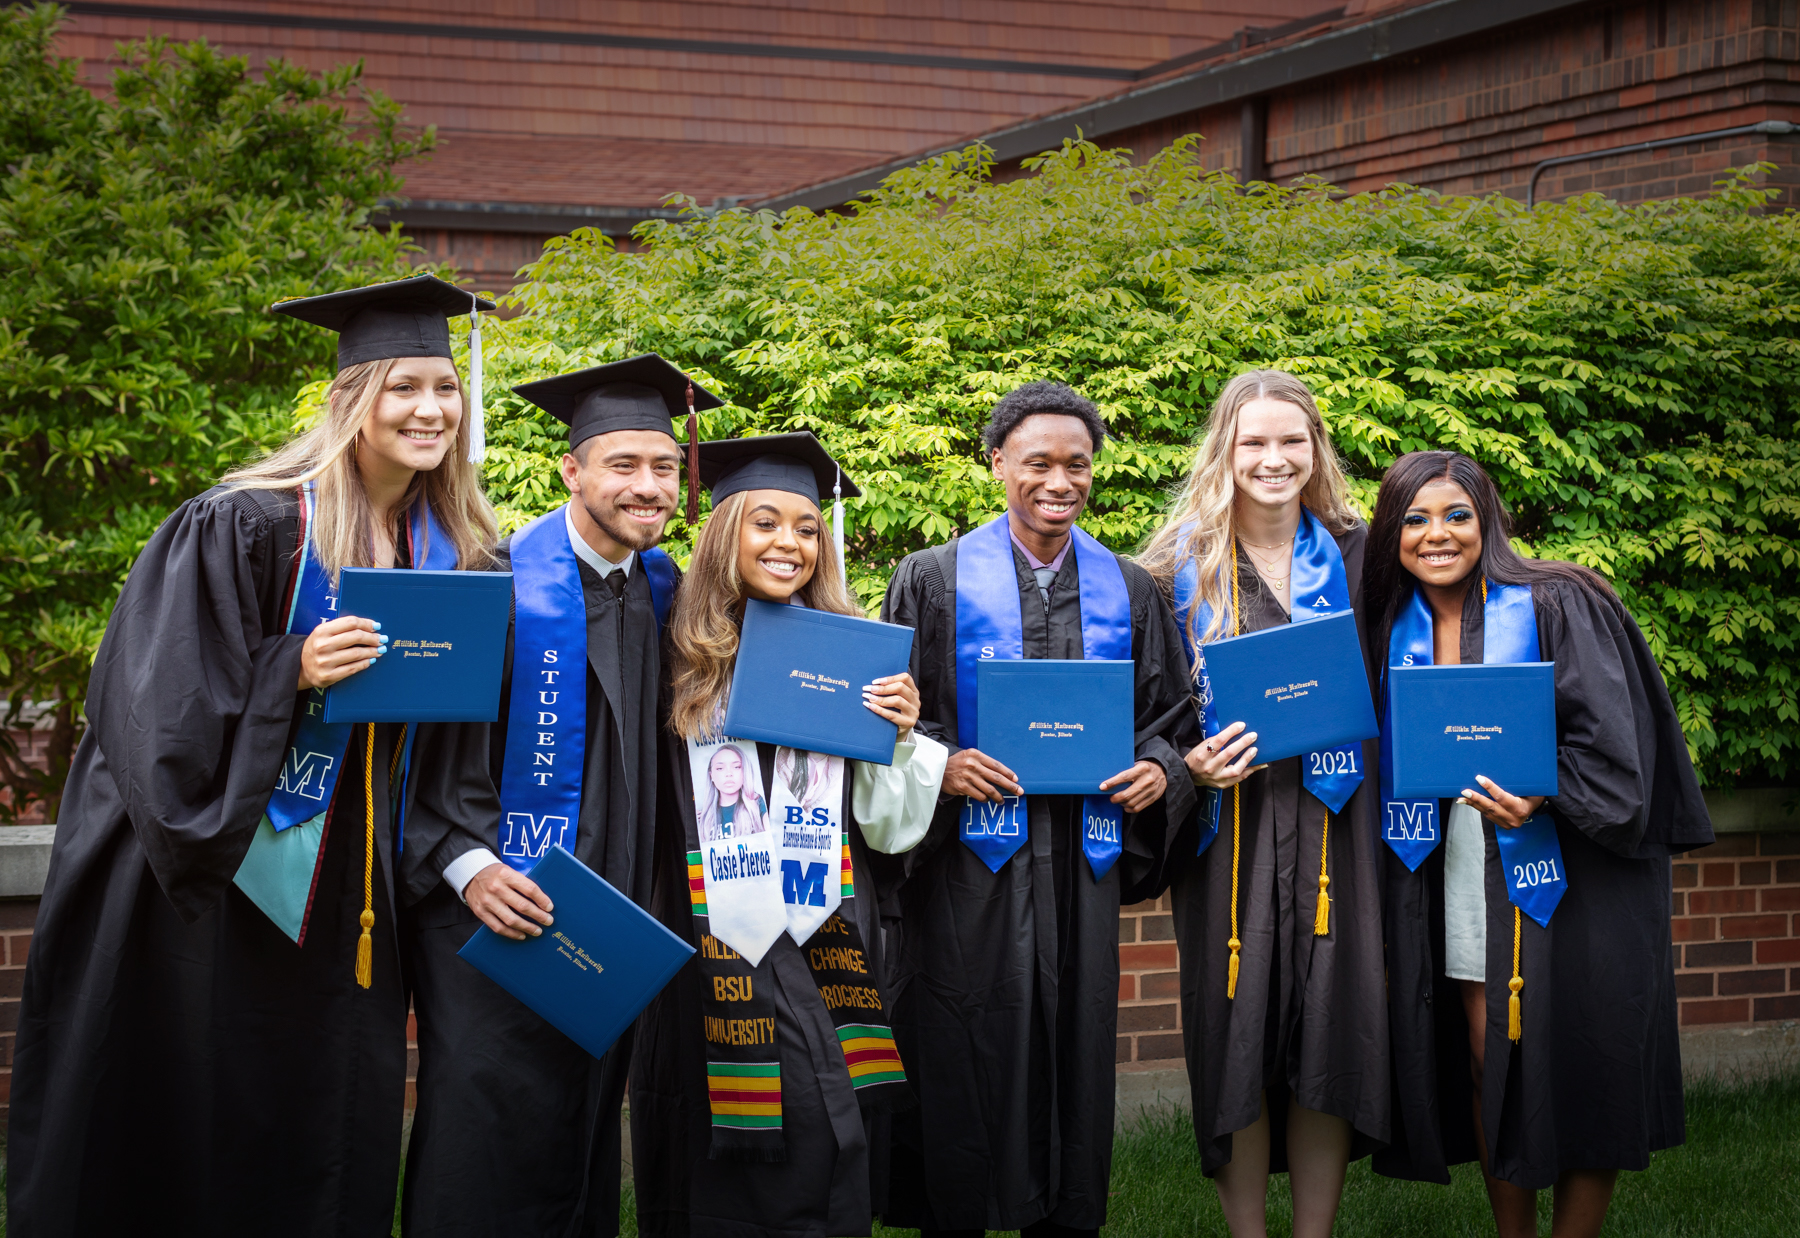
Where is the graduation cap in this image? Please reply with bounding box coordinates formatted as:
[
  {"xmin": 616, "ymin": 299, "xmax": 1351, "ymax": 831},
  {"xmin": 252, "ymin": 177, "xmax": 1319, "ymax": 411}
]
[
  {"xmin": 512, "ymin": 354, "xmax": 722, "ymax": 450},
  {"xmin": 696, "ymin": 432, "xmax": 860, "ymax": 566},
  {"xmin": 270, "ymin": 274, "xmax": 498, "ymax": 463}
]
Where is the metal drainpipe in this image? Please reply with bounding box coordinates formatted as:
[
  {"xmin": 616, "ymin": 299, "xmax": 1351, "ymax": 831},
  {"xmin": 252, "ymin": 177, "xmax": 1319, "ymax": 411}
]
[{"xmin": 1526, "ymin": 120, "xmax": 1798, "ymax": 207}]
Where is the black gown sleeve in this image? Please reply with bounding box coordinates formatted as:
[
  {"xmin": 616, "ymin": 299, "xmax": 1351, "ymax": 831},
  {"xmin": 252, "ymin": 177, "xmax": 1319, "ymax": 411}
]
[
  {"xmin": 84, "ymin": 487, "xmax": 306, "ymax": 922},
  {"xmin": 1539, "ymin": 581, "xmax": 1711, "ymax": 857},
  {"xmin": 1120, "ymin": 560, "xmax": 1201, "ymax": 902},
  {"xmin": 881, "ymin": 549, "xmax": 957, "ymax": 755}
]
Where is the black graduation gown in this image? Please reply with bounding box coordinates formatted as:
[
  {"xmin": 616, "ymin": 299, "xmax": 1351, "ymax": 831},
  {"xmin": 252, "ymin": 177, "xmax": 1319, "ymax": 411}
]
[
  {"xmin": 1375, "ymin": 579, "xmax": 1712, "ymax": 1190},
  {"xmin": 399, "ymin": 541, "xmax": 666, "ymax": 1238},
  {"xmin": 7, "ymin": 484, "xmax": 439, "ymax": 1237},
  {"xmin": 876, "ymin": 537, "xmax": 1197, "ymax": 1232},
  {"xmin": 631, "ymin": 738, "xmax": 903, "ymax": 1238},
  {"xmin": 1168, "ymin": 524, "xmax": 1392, "ymax": 1176}
]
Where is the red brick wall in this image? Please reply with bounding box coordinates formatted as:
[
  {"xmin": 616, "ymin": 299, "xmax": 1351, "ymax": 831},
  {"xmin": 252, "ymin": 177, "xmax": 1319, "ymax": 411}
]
[
  {"xmin": 0, "ymin": 897, "xmax": 37, "ymax": 1109},
  {"xmin": 1119, "ymin": 892, "xmax": 1184, "ymax": 1064},
  {"xmin": 1672, "ymin": 832, "xmax": 1800, "ymax": 1025}
]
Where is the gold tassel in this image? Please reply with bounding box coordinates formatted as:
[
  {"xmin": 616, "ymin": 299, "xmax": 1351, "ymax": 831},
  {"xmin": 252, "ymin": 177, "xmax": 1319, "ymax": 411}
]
[
  {"xmin": 1314, "ymin": 807, "xmax": 1331, "ymax": 936},
  {"xmin": 356, "ymin": 723, "xmax": 376, "ymax": 990},
  {"xmin": 1508, "ymin": 904, "xmax": 1523, "ymax": 1041}
]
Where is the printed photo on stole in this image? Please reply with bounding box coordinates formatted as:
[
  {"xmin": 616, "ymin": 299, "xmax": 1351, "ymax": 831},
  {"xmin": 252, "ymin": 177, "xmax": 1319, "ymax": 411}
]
[{"xmin": 689, "ymin": 738, "xmax": 785, "ymax": 965}]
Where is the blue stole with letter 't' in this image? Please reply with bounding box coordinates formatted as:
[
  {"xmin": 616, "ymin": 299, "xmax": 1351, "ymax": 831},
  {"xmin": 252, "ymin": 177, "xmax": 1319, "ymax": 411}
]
[
  {"xmin": 1173, "ymin": 508, "xmax": 1365, "ymax": 857},
  {"xmin": 235, "ymin": 481, "xmax": 456, "ymax": 942},
  {"xmin": 953, "ymin": 514, "xmax": 1132, "ymax": 880},
  {"xmin": 496, "ymin": 504, "xmax": 675, "ymax": 872},
  {"xmin": 1381, "ymin": 580, "xmax": 1565, "ymax": 924}
]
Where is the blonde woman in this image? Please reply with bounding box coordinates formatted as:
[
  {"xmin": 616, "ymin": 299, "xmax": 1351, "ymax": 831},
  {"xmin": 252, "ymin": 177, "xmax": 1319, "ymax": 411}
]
[
  {"xmin": 631, "ymin": 432, "xmax": 947, "ymax": 1238},
  {"xmin": 1139, "ymin": 370, "xmax": 1389, "ymax": 1238},
  {"xmin": 10, "ymin": 275, "xmax": 497, "ymax": 1237}
]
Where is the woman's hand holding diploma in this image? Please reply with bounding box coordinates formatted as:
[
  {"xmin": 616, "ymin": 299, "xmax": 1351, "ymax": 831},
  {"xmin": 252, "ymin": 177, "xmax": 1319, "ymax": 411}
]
[
  {"xmin": 1458, "ymin": 774, "xmax": 1545, "ymax": 830},
  {"xmin": 862, "ymin": 672, "xmax": 921, "ymax": 740},
  {"xmin": 1184, "ymin": 719, "xmax": 1267, "ymax": 789},
  {"xmin": 298, "ymin": 614, "xmax": 387, "ymax": 690}
]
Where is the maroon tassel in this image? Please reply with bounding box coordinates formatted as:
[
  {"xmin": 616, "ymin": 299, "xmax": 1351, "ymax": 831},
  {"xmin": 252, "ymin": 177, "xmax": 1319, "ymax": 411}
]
[{"xmin": 685, "ymin": 382, "xmax": 700, "ymax": 527}]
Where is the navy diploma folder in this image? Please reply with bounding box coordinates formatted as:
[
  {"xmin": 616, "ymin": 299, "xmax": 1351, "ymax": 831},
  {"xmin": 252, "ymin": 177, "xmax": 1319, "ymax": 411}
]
[
  {"xmin": 1386, "ymin": 663, "xmax": 1559, "ymax": 798},
  {"xmin": 975, "ymin": 659, "xmax": 1135, "ymax": 794},
  {"xmin": 457, "ymin": 846, "xmax": 696, "ymax": 1061},
  {"xmin": 323, "ymin": 567, "xmax": 512, "ymax": 723},
  {"xmin": 1201, "ymin": 610, "xmax": 1378, "ymax": 764},
  {"xmin": 722, "ymin": 598, "xmax": 917, "ymax": 765}
]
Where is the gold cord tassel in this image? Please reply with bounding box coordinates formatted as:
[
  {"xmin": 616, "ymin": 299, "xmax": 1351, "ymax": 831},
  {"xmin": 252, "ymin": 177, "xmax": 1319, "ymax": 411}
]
[
  {"xmin": 1225, "ymin": 544, "xmax": 1244, "ymax": 999},
  {"xmin": 1227, "ymin": 783, "xmax": 1242, "ymax": 999},
  {"xmin": 1314, "ymin": 807, "xmax": 1331, "ymax": 936},
  {"xmin": 355, "ymin": 723, "xmax": 376, "ymax": 990},
  {"xmin": 1507, "ymin": 904, "xmax": 1523, "ymax": 1041}
]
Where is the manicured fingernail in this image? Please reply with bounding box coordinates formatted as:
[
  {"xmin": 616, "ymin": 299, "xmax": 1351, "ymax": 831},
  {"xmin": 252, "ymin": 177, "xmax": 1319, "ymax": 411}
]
[
  {"xmin": 372, "ymin": 621, "xmax": 382, "ymax": 631},
  {"xmin": 378, "ymin": 635, "xmax": 390, "ymax": 644},
  {"xmin": 1461, "ymin": 789, "xmax": 1474, "ymax": 798}
]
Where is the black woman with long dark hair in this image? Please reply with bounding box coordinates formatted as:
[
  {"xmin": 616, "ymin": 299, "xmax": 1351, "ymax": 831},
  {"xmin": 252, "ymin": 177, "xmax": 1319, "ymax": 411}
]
[{"xmin": 1363, "ymin": 450, "xmax": 1711, "ymax": 1238}]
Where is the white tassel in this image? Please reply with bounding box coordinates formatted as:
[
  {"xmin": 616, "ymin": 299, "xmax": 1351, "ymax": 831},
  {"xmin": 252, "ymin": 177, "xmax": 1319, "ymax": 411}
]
[
  {"xmin": 832, "ymin": 466, "xmax": 846, "ymax": 584},
  {"xmin": 466, "ymin": 293, "xmax": 485, "ymax": 464}
]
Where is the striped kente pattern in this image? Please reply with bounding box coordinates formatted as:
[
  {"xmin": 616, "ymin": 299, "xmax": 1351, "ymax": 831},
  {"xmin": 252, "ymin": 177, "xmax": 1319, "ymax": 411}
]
[
  {"xmin": 686, "ymin": 849, "xmax": 706, "ymax": 916},
  {"xmin": 706, "ymin": 1061, "xmax": 781, "ymax": 1128},
  {"xmin": 836, "ymin": 1023, "xmax": 905, "ymax": 1088}
]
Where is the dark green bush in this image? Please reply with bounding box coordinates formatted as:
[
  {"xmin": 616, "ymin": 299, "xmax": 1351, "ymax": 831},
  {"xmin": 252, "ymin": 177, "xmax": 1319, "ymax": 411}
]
[{"xmin": 0, "ymin": 3, "xmax": 428, "ymax": 818}]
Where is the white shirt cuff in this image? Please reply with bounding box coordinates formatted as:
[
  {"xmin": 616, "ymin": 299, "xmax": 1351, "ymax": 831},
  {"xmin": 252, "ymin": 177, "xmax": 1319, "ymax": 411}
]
[{"xmin": 443, "ymin": 848, "xmax": 502, "ymax": 901}]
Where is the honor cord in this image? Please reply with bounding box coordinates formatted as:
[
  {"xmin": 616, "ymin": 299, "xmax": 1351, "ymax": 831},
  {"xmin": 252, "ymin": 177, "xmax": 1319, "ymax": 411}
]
[
  {"xmin": 1227, "ymin": 545, "xmax": 1243, "ymax": 999},
  {"xmin": 1477, "ymin": 577, "xmax": 1526, "ymax": 1041},
  {"xmin": 355, "ymin": 723, "xmax": 376, "ymax": 989}
]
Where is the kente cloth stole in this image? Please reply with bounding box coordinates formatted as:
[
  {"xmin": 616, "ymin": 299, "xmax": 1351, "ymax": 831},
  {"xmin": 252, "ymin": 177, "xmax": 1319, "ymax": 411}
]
[
  {"xmin": 233, "ymin": 483, "xmax": 455, "ymax": 942},
  {"xmin": 682, "ymin": 740, "xmax": 907, "ymax": 1161},
  {"xmin": 1380, "ymin": 579, "xmax": 1565, "ymax": 1040},
  {"xmin": 496, "ymin": 503, "xmax": 674, "ymax": 872},
  {"xmin": 953, "ymin": 515, "xmax": 1131, "ymax": 879},
  {"xmin": 1173, "ymin": 508, "xmax": 1365, "ymax": 857}
]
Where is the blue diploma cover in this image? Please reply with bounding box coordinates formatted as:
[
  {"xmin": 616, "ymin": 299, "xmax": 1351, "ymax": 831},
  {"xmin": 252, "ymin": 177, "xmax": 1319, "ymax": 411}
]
[
  {"xmin": 721, "ymin": 599, "xmax": 916, "ymax": 765},
  {"xmin": 1199, "ymin": 610, "xmax": 1378, "ymax": 765},
  {"xmin": 458, "ymin": 846, "xmax": 696, "ymax": 1060},
  {"xmin": 975, "ymin": 659, "xmax": 1135, "ymax": 795},
  {"xmin": 1386, "ymin": 663, "xmax": 1558, "ymax": 799},
  {"xmin": 324, "ymin": 567, "xmax": 513, "ymax": 723}
]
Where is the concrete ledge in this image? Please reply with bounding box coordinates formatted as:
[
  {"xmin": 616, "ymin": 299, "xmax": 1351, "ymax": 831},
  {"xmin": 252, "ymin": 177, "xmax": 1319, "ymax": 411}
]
[
  {"xmin": 1701, "ymin": 788, "xmax": 1800, "ymax": 835},
  {"xmin": 1114, "ymin": 1063, "xmax": 1192, "ymax": 1129},
  {"xmin": 0, "ymin": 825, "xmax": 56, "ymax": 898}
]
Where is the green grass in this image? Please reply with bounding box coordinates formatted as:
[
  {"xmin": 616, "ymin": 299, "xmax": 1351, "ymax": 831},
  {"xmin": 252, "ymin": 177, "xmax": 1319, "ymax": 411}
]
[{"xmin": 373, "ymin": 1072, "xmax": 1795, "ymax": 1236}]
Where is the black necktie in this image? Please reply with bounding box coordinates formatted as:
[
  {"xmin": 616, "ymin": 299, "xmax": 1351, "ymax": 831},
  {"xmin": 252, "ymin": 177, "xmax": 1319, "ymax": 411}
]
[{"xmin": 603, "ymin": 570, "xmax": 627, "ymax": 602}]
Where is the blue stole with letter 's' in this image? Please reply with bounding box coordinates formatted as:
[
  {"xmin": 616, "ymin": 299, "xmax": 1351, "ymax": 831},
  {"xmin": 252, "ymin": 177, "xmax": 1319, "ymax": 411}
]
[
  {"xmin": 953, "ymin": 514, "xmax": 1132, "ymax": 879},
  {"xmin": 496, "ymin": 504, "xmax": 675, "ymax": 871},
  {"xmin": 1379, "ymin": 581, "xmax": 1566, "ymax": 923},
  {"xmin": 234, "ymin": 482, "xmax": 456, "ymax": 942},
  {"xmin": 1173, "ymin": 508, "xmax": 1365, "ymax": 857}
]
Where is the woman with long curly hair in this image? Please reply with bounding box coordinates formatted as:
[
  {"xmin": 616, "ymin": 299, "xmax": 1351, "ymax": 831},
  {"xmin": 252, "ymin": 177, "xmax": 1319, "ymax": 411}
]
[
  {"xmin": 1364, "ymin": 451, "xmax": 1710, "ymax": 1238},
  {"xmin": 1139, "ymin": 369, "xmax": 1389, "ymax": 1238},
  {"xmin": 9, "ymin": 275, "xmax": 498, "ymax": 1236},
  {"xmin": 632, "ymin": 432, "xmax": 947, "ymax": 1238}
]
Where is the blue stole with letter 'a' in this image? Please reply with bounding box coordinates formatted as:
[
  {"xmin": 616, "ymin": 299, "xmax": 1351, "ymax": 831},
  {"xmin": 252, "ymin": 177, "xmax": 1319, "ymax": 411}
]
[
  {"xmin": 234, "ymin": 482, "xmax": 457, "ymax": 943},
  {"xmin": 953, "ymin": 514, "xmax": 1132, "ymax": 880},
  {"xmin": 1173, "ymin": 508, "xmax": 1365, "ymax": 857},
  {"xmin": 1381, "ymin": 580, "xmax": 1565, "ymax": 924},
  {"xmin": 496, "ymin": 504, "xmax": 675, "ymax": 872}
]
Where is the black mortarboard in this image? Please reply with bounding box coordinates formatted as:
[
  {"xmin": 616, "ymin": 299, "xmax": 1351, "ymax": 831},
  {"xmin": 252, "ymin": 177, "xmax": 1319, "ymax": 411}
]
[
  {"xmin": 512, "ymin": 354, "xmax": 723, "ymax": 450},
  {"xmin": 269, "ymin": 273, "xmax": 494, "ymax": 370},
  {"xmin": 696, "ymin": 432, "xmax": 861, "ymax": 506}
]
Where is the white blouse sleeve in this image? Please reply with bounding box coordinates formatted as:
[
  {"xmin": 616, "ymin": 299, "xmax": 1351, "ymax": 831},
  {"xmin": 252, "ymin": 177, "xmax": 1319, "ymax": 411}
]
[{"xmin": 851, "ymin": 731, "xmax": 948, "ymax": 855}]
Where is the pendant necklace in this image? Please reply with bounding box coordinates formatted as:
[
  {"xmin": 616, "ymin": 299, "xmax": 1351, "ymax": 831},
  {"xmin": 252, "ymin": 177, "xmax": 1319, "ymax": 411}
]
[{"xmin": 1240, "ymin": 535, "xmax": 1292, "ymax": 591}]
